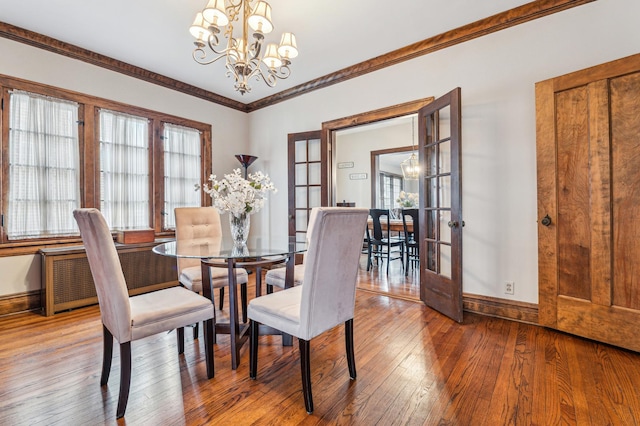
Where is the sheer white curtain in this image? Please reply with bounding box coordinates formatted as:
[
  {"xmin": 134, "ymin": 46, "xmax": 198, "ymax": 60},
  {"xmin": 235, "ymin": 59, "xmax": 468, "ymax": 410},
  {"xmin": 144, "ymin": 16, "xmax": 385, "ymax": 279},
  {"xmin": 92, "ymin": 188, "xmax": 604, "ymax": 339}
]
[
  {"xmin": 163, "ymin": 123, "xmax": 202, "ymax": 229},
  {"xmin": 99, "ymin": 109, "xmax": 150, "ymax": 230},
  {"xmin": 7, "ymin": 90, "xmax": 80, "ymax": 240}
]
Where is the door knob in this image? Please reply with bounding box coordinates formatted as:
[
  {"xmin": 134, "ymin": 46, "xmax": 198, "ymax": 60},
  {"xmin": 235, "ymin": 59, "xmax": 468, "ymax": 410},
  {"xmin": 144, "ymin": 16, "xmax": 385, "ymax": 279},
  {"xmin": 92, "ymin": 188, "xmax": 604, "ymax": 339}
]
[
  {"xmin": 447, "ymin": 221, "xmax": 459, "ymax": 228},
  {"xmin": 541, "ymin": 215, "xmax": 552, "ymax": 227}
]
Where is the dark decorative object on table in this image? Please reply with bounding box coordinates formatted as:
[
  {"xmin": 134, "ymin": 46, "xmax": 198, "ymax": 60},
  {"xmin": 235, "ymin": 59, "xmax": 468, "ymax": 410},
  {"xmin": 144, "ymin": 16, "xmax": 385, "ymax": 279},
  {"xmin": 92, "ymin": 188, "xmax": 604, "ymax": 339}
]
[{"xmin": 235, "ymin": 154, "xmax": 258, "ymax": 178}]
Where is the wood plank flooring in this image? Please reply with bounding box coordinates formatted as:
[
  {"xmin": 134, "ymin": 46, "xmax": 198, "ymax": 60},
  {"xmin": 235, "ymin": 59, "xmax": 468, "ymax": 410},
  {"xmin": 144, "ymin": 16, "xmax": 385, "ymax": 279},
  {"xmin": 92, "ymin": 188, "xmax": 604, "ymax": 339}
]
[{"xmin": 2, "ymin": 271, "xmax": 640, "ymax": 425}]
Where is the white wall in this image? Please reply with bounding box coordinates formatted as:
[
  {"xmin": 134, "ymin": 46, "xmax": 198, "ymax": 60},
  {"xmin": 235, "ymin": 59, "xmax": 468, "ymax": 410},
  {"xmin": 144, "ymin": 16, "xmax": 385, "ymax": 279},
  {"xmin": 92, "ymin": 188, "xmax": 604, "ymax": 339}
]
[
  {"xmin": 0, "ymin": 38, "xmax": 249, "ymax": 296},
  {"xmin": 335, "ymin": 120, "xmax": 413, "ymax": 208},
  {"xmin": 249, "ymin": 0, "xmax": 640, "ymax": 304}
]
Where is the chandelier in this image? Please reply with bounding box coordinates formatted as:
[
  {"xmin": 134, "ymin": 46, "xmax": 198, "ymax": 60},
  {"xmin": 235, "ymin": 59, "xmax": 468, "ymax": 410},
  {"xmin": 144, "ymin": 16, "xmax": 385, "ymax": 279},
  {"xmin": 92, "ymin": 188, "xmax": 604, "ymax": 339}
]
[
  {"xmin": 189, "ymin": 0, "xmax": 298, "ymax": 95},
  {"xmin": 401, "ymin": 117, "xmax": 420, "ymax": 180}
]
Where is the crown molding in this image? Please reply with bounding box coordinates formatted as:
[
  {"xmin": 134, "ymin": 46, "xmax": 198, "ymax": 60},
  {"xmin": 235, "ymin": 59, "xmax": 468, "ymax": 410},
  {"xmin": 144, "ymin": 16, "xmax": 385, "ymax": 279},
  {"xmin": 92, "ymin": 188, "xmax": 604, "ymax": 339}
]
[
  {"xmin": 0, "ymin": 0, "xmax": 594, "ymax": 113},
  {"xmin": 0, "ymin": 21, "xmax": 248, "ymax": 112}
]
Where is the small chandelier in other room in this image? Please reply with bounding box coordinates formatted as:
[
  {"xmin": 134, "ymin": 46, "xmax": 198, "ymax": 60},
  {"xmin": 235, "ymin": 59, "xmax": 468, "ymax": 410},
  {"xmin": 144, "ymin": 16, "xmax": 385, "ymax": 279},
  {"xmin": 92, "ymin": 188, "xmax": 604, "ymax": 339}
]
[
  {"xmin": 401, "ymin": 117, "xmax": 419, "ymax": 180},
  {"xmin": 189, "ymin": 0, "xmax": 298, "ymax": 95},
  {"xmin": 401, "ymin": 152, "xmax": 419, "ymax": 180}
]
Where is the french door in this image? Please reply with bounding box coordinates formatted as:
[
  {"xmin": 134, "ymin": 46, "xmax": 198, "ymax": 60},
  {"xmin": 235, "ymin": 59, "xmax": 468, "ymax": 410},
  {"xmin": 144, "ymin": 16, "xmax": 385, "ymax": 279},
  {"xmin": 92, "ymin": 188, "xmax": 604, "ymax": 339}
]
[
  {"xmin": 287, "ymin": 131, "xmax": 326, "ymax": 245},
  {"xmin": 419, "ymin": 88, "xmax": 463, "ymax": 322}
]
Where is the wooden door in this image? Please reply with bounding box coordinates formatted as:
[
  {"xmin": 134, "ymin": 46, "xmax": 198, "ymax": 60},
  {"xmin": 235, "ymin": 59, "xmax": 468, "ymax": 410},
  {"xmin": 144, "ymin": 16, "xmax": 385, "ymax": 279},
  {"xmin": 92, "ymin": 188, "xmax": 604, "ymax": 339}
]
[
  {"xmin": 537, "ymin": 53, "xmax": 640, "ymax": 352},
  {"xmin": 419, "ymin": 88, "xmax": 463, "ymax": 322},
  {"xmin": 287, "ymin": 130, "xmax": 326, "ymax": 244}
]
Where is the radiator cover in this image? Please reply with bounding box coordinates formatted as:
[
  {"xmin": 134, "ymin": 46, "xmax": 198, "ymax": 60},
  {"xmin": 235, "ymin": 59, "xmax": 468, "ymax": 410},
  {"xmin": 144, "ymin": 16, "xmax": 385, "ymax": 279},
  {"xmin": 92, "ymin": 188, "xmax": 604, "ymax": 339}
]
[{"xmin": 40, "ymin": 241, "xmax": 178, "ymax": 316}]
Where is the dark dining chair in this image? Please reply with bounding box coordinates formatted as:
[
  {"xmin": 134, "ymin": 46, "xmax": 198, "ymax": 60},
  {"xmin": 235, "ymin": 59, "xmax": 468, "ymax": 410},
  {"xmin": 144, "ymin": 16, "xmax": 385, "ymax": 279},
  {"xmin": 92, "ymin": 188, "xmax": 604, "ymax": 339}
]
[
  {"xmin": 367, "ymin": 208, "xmax": 404, "ymax": 274},
  {"xmin": 401, "ymin": 208, "xmax": 419, "ymax": 276}
]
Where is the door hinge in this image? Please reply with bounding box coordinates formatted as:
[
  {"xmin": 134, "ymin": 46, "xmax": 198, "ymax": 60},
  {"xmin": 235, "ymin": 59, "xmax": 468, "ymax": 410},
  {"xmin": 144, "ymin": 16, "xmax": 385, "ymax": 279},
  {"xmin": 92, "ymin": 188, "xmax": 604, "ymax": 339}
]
[
  {"xmin": 1, "ymin": 214, "xmax": 4, "ymax": 227},
  {"xmin": 1, "ymin": 98, "xmax": 3, "ymax": 110}
]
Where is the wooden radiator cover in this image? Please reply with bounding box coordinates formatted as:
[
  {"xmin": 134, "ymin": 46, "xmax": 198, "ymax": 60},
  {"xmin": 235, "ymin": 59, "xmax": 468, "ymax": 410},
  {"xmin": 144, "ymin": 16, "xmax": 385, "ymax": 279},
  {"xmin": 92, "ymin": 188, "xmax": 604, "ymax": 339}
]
[{"xmin": 40, "ymin": 240, "xmax": 178, "ymax": 316}]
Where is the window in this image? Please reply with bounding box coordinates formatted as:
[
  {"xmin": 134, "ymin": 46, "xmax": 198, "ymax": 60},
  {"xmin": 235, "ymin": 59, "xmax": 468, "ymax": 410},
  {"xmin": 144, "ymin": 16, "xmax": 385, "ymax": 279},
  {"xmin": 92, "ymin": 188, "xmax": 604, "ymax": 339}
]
[
  {"xmin": 162, "ymin": 123, "xmax": 202, "ymax": 229},
  {"xmin": 379, "ymin": 172, "xmax": 403, "ymax": 210},
  {"xmin": 6, "ymin": 90, "xmax": 81, "ymax": 240},
  {"xmin": 0, "ymin": 75, "xmax": 211, "ymax": 249},
  {"xmin": 99, "ymin": 109, "xmax": 150, "ymax": 230}
]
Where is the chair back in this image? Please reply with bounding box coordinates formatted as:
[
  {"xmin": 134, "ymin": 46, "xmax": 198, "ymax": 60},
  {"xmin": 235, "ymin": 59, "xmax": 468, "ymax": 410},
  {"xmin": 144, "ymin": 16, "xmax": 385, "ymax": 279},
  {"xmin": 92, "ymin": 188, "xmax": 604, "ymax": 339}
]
[
  {"xmin": 369, "ymin": 208, "xmax": 390, "ymax": 241},
  {"xmin": 299, "ymin": 207, "xmax": 369, "ymax": 340},
  {"xmin": 73, "ymin": 208, "xmax": 132, "ymax": 342},
  {"xmin": 401, "ymin": 208, "xmax": 419, "ymax": 242},
  {"xmin": 174, "ymin": 207, "xmax": 222, "ymax": 274}
]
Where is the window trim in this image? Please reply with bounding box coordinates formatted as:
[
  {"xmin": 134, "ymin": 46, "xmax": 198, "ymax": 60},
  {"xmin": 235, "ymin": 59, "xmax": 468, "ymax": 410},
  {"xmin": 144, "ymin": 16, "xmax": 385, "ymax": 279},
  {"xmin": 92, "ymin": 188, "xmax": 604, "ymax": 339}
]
[{"xmin": 0, "ymin": 73, "xmax": 212, "ymax": 255}]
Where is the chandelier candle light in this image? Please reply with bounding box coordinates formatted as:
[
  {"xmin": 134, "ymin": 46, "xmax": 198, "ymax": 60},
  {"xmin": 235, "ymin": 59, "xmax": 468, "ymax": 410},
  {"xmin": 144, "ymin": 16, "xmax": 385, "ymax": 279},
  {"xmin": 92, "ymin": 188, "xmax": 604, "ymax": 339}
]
[
  {"xmin": 401, "ymin": 116, "xmax": 420, "ymax": 180},
  {"xmin": 190, "ymin": 0, "xmax": 298, "ymax": 95},
  {"xmin": 202, "ymin": 168, "xmax": 277, "ymax": 246}
]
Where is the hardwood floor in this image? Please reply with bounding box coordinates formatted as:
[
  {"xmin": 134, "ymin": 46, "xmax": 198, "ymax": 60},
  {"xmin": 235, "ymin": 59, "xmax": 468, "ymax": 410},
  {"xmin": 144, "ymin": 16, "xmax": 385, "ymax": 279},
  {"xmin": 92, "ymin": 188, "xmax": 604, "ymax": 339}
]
[
  {"xmin": 1, "ymin": 272, "xmax": 640, "ymax": 425},
  {"xmin": 356, "ymin": 253, "xmax": 420, "ymax": 300}
]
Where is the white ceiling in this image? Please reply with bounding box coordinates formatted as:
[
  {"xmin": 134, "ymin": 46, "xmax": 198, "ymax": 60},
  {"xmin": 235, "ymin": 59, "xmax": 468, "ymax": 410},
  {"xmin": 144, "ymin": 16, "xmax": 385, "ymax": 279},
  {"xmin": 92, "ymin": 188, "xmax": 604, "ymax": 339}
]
[{"xmin": 0, "ymin": 0, "xmax": 531, "ymax": 105}]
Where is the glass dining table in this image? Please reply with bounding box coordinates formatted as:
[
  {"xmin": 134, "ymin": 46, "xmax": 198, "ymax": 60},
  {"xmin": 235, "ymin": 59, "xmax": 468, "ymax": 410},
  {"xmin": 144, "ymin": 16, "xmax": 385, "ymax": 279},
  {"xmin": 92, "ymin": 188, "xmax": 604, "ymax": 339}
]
[{"xmin": 153, "ymin": 236, "xmax": 306, "ymax": 369}]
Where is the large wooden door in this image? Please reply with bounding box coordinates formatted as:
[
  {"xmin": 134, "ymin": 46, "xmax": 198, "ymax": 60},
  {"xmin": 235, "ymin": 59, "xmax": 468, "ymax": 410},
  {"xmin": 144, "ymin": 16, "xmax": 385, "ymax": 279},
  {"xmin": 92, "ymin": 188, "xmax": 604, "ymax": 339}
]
[
  {"xmin": 537, "ymin": 53, "xmax": 640, "ymax": 352},
  {"xmin": 419, "ymin": 88, "xmax": 463, "ymax": 322},
  {"xmin": 287, "ymin": 130, "xmax": 326, "ymax": 243}
]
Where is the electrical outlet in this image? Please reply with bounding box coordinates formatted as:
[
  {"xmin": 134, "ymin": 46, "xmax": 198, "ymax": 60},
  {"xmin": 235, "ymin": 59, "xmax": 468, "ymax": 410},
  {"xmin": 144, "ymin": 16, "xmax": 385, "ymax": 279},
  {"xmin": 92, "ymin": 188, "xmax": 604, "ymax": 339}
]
[{"xmin": 505, "ymin": 281, "xmax": 514, "ymax": 295}]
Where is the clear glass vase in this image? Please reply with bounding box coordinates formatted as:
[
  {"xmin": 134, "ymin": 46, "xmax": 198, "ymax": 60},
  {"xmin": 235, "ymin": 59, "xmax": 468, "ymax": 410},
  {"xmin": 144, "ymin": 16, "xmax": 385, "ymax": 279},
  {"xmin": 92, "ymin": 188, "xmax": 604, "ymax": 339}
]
[{"xmin": 229, "ymin": 213, "xmax": 250, "ymax": 247}]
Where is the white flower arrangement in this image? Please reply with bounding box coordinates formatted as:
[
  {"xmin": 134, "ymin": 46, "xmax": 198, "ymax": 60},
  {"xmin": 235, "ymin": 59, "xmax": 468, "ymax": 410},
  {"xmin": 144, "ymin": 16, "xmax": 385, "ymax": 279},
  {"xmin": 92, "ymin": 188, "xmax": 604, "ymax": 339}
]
[
  {"xmin": 396, "ymin": 191, "xmax": 418, "ymax": 208},
  {"xmin": 202, "ymin": 168, "xmax": 277, "ymax": 217}
]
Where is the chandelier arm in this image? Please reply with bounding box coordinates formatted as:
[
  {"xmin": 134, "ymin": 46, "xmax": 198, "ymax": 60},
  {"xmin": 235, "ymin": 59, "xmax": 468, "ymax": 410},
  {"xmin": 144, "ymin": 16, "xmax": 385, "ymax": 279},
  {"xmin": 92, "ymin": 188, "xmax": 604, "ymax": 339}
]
[
  {"xmin": 206, "ymin": 33, "xmax": 224, "ymax": 52},
  {"xmin": 193, "ymin": 48, "xmax": 230, "ymax": 66}
]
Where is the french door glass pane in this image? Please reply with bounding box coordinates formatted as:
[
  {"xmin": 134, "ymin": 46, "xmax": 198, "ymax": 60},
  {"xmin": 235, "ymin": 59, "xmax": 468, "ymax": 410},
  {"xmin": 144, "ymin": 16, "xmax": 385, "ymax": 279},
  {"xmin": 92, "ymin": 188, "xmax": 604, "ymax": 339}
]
[
  {"xmin": 309, "ymin": 187, "xmax": 322, "ymax": 207},
  {"xmin": 308, "ymin": 138, "xmax": 321, "ymax": 162},
  {"xmin": 295, "ymin": 140, "xmax": 307, "ymax": 162},
  {"xmin": 440, "ymin": 244, "xmax": 452, "ymax": 279},
  {"xmin": 439, "ymin": 140, "xmax": 451, "ymax": 174},
  {"xmin": 309, "ymin": 163, "xmax": 321, "ymax": 185},
  {"xmin": 441, "ymin": 210, "xmax": 451, "ymax": 244},
  {"xmin": 295, "ymin": 164, "xmax": 307, "ymax": 185},
  {"xmin": 295, "ymin": 187, "xmax": 307, "ymax": 208}
]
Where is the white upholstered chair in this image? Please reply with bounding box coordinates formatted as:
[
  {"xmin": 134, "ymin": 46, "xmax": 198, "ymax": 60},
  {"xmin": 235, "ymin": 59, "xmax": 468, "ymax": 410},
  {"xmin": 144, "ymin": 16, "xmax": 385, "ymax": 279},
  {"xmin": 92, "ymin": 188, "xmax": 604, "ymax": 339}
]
[
  {"xmin": 248, "ymin": 207, "xmax": 369, "ymax": 413},
  {"xmin": 174, "ymin": 207, "xmax": 249, "ymax": 334},
  {"xmin": 263, "ymin": 208, "xmax": 318, "ymax": 291},
  {"xmin": 73, "ymin": 208, "xmax": 215, "ymax": 419}
]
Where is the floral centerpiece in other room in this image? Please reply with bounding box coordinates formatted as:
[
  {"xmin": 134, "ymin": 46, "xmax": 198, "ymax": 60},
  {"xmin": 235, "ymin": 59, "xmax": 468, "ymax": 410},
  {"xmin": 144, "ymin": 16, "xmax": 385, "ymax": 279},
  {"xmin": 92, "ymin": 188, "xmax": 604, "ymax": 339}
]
[
  {"xmin": 202, "ymin": 168, "xmax": 277, "ymax": 246},
  {"xmin": 397, "ymin": 191, "xmax": 418, "ymax": 208}
]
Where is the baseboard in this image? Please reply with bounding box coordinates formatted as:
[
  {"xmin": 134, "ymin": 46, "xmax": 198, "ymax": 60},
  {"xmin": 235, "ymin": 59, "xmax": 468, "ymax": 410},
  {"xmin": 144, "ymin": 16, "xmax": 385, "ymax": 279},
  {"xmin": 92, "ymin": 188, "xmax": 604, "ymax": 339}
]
[
  {"xmin": 463, "ymin": 293, "xmax": 538, "ymax": 325},
  {"xmin": 0, "ymin": 290, "xmax": 42, "ymax": 317}
]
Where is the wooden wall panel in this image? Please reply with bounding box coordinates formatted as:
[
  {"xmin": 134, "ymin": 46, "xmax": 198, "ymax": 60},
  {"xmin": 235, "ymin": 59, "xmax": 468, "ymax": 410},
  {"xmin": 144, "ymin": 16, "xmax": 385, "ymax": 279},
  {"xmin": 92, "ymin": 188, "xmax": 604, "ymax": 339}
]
[
  {"xmin": 555, "ymin": 88, "xmax": 591, "ymax": 301},
  {"xmin": 611, "ymin": 72, "xmax": 640, "ymax": 310}
]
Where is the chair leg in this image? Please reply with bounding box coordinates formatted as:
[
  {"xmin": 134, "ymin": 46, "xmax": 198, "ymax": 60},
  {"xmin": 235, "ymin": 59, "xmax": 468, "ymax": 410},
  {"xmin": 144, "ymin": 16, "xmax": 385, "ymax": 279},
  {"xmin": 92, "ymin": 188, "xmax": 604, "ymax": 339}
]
[
  {"xmin": 345, "ymin": 319, "xmax": 356, "ymax": 380},
  {"xmin": 386, "ymin": 244, "xmax": 391, "ymax": 274},
  {"xmin": 241, "ymin": 283, "xmax": 248, "ymax": 323},
  {"xmin": 405, "ymin": 247, "xmax": 410, "ymax": 276},
  {"xmin": 299, "ymin": 338, "xmax": 313, "ymax": 414},
  {"xmin": 100, "ymin": 325, "xmax": 113, "ymax": 386},
  {"xmin": 367, "ymin": 244, "xmax": 372, "ymax": 271},
  {"xmin": 219, "ymin": 287, "xmax": 225, "ymax": 311},
  {"xmin": 249, "ymin": 320, "xmax": 259, "ymax": 379},
  {"xmin": 177, "ymin": 327, "xmax": 185, "ymax": 354},
  {"xmin": 193, "ymin": 322, "xmax": 199, "ymax": 340},
  {"xmin": 116, "ymin": 341, "xmax": 132, "ymax": 419},
  {"xmin": 203, "ymin": 318, "xmax": 215, "ymax": 379}
]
